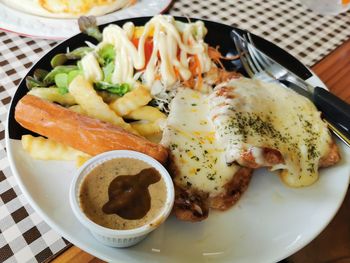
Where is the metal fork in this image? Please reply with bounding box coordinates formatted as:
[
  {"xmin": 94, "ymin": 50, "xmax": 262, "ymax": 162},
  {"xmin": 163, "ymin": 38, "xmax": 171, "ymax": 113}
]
[
  {"xmin": 232, "ymin": 30, "xmax": 350, "ymax": 147},
  {"xmin": 232, "ymin": 31, "xmax": 313, "ymax": 93}
]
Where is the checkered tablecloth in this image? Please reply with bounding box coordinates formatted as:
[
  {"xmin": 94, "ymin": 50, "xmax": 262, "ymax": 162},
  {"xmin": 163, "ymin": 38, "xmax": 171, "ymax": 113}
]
[{"xmin": 0, "ymin": 0, "xmax": 349, "ymax": 262}]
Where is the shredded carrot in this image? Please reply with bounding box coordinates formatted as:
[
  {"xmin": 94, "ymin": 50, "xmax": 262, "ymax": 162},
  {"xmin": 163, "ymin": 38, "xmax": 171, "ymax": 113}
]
[
  {"xmin": 155, "ymin": 74, "xmax": 161, "ymax": 80},
  {"xmin": 174, "ymin": 67, "xmax": 180, "ymax": 79},
  {"xmin": 188, "ymin": 56, "xmax": 196, "ymax": 75},
  {"xmin": 187, "ymin": 55, "xmax": 203, "ymax": 90},
  {"xmin": 194, "ymin": 55, "xmax": 203, "ymax": 90},
  {"xmin": 183, "ymin": 79, "xmax": 194, "ymax": 88},
  {"xmin": 208, "ymin": 45, "xmax": 239, "ymax": 68}
]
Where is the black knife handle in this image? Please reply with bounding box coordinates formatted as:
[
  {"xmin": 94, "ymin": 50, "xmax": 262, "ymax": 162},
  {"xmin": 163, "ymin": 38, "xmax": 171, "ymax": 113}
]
[{"xmin": 313, "ymin": 87, "xmax": 350, "ymax": 145}]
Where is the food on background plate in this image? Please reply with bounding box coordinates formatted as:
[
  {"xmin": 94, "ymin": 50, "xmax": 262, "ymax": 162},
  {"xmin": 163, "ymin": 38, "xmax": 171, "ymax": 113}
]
[
  {"xmin": 14, "ymin": 15, "xmax": 341, "ymax": 223},
  {"xmin": 79, "ymin": 157, "xmax": 167, "ymax": 230},
  {"xmin": 1, "ymin": 0, "xmax": 136, "ymax": 18}
]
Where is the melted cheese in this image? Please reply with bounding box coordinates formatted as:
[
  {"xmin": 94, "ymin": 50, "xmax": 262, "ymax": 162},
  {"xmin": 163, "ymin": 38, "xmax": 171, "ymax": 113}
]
[
  {"xmin": 209, "ymin": 77, "xmax": 332, "ymax": 187},
  {"xmin": 99, "ymin": 15, "xmax": 212, "ymax": 87},
  {"xmin": 161, "ymin": 88, "xmax": 240, "ymax": 196}
]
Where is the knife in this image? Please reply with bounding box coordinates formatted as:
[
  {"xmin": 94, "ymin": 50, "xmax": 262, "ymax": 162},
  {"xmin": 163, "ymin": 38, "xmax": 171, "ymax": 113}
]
[
  {"xmin": 281, "ymin": 79, "xmax": 350, "ymax": 147},
  {"xmin": 231, "ymin": 30, "xmax": 350, "ymax": 147}
]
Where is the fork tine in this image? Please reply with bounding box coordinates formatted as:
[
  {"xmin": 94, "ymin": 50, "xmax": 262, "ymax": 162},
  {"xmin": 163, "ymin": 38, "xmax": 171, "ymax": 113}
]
[
  {"xmin": 246, "ymin": 33, "xmax": 272, "ymax": 69},
  {"xmin": 233, "ymin": 30, "xmax": 270, "ymax": 77},
  {"xmin": 232, "ymin": 30, "xmax": 276, "ymax": 80},
  {"xmin": 232, "ymin": 34, "xmax": 256, "ymax": 78},
  {"xmin": 244, "ymin": 32, "xmax": 279, "ymax": 81},
  {"xmin": 240, "ymin": 37, "xmax": 262, "ymax": 76},
  {"xmin": 244, "ymin": 35, "xmax": 265, "ymax": 73}
]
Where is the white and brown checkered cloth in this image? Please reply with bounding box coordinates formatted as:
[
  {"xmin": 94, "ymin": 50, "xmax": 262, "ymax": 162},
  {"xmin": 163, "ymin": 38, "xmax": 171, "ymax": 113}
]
[{"xmin": 0, "ymin": 0, "xmax": 349, "ymax": 262}]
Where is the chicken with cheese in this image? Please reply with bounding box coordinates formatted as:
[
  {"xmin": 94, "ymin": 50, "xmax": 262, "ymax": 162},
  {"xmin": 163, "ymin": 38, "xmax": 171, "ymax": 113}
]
[
  {"xmin": 162, "ymin": 88, "xmax": 252, "ymax": 221},
  {"xmin": 209, "ymin": 77, "xmax": 340, "ymax": 187}
]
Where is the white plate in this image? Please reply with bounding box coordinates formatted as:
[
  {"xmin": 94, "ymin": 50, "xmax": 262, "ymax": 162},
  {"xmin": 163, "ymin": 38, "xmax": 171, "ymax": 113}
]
[
  {"xmin": 5, "ymin": 17, "xmax": 350, "ymax": 262},
  {"xmin": 0, "ymin": 0, "xmax": 172, "ymax": 39},
  {"xmin": 6, "ymin": 76, "xmax": 350, "ymax": 263}
]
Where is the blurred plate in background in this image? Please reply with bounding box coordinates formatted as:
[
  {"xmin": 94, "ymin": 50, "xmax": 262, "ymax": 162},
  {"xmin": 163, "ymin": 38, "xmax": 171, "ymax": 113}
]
[{"xmin": 0, "ymin": 0, "xmax": 172, "ymax": 39}]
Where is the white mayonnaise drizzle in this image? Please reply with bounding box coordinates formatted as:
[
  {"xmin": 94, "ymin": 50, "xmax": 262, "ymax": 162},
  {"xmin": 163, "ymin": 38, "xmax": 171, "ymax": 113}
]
[
  {"xmin": 81, "ymin": 52, "xmax": 103, "ymax": 83},
  {"xmin": 99, "ymin": 15, "xmax": 212, "ymax": 88}
]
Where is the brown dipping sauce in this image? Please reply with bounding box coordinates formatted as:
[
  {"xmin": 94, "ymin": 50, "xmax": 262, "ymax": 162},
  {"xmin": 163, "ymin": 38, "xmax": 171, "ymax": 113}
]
[
  {"xmin": 102, "ymin": 168, "xmax": 160, "ymax": 219},
  {"xmin": 79, "ymin": 158, "xmax": 167, "ymax": 230}
]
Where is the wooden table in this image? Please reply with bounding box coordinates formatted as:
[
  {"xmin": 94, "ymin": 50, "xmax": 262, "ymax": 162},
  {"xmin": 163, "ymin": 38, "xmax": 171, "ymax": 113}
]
[{"xmin": 52, "ymin": 39, "xmax": 350, "ymax": 263}]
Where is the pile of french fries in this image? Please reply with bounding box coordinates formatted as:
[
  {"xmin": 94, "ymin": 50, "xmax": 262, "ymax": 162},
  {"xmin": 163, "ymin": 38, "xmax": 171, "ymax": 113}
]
[{"xmin": 23, "ymin": 75, "xmax": 166, "ymax": 166}]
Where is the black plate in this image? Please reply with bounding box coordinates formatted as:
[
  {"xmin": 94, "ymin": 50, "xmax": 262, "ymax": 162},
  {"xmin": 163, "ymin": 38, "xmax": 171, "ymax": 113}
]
[{"xmin": 8, "ymin": 16, "xmax": 312, "ymax": 140}]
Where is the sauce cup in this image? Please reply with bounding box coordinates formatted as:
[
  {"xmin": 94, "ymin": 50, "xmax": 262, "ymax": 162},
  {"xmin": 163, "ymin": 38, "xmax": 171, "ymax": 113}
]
[{"xmin": 69, "ymin": 150, "xmax": 174, "ymax": 248}]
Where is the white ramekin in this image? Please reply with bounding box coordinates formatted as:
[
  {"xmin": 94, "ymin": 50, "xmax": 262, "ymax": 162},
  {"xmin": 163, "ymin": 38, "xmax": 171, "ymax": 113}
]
[{"xmin": 69, "ymin": 150, "xmax": 174, "ymax": 248}]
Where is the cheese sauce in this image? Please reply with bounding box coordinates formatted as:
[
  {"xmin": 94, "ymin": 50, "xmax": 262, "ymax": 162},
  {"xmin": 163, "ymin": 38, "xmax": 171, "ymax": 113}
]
[
  {"xmin": 161, "ymin": 88, "xmax": 240, "ymax": 196},
  {"xmin": 99, "ymin": 15, "xmax": 212, "ymax": 87},
  {"xmin": 209, "ymin": 78, "xmax": 332, "ymax": 187}
]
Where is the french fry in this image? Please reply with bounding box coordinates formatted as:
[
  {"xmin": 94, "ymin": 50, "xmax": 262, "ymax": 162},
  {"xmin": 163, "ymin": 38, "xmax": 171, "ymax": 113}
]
[
  {"xmin": 125, "ymin": 106, "xmax": 166, "ymax": 122},
  {"xmin": 97, "ymin": 91, "xmax": 120, "ymax": 104},
  {"xmin": 69, "ymin": 105, "xmax": 86, "ymax": 114},
  {"xmin": 28, "ymin": 87, "xmax": 76, "ymax": 106},
  {"xmin": 131, "ymin": 121, "xmax": 162, "ymax": 136},
  {"xmin": 145, "ymin": 133, "xmax": 163, "ymax": 144},
  {"xmin": 22, "ymin": 134, "xmax": 90, "ymax": 161},
  {"xmin": 109, "ymin": 85, "xmax": 152, "ymax": 116},
  {"xmin": 69, "ymin": 75, "xmax": 137, "ymax": 134}
]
